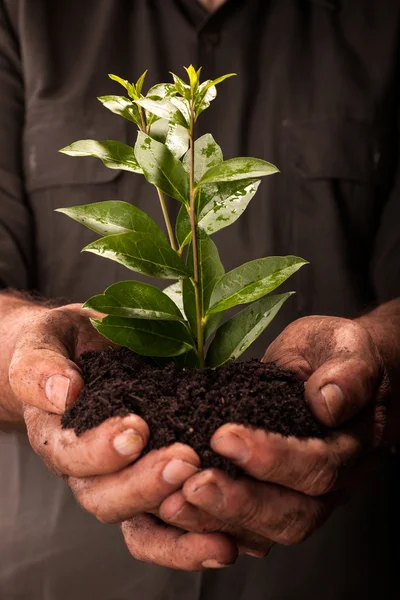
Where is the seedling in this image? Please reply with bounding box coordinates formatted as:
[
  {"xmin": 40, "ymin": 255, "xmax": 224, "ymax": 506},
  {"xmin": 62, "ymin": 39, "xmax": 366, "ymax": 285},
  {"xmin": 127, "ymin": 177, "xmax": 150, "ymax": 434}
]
[{"xmin": 57, "ymin": 67, "xmax": 307, "ymax": 368}]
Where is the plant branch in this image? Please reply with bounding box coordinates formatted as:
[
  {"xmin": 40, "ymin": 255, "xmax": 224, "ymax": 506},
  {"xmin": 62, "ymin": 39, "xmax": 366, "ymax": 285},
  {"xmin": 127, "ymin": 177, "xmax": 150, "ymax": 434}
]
[
  {"xmin": 156, "ymin": 187, "xmax": 177, "ymax": 251},
  {"xmin": 189, "ymin": 105, "xmax": 204, "ymax": 367},
  {"xmin": 137, "ymin": 105, "xmax": 178, "ymax": 251},
  {"xmin": 138, "ymin": 105, "xmax": 148, "ymax": 134}
]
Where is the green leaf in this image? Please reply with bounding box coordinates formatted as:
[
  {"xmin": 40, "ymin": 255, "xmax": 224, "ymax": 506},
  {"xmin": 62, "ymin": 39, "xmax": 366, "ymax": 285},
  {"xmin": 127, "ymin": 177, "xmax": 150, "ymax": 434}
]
[
  {"xmin": 149, "ymin": 119, "xmax": 189, "ymax": 159},
  {"xmin": 92, "ymin": 316, "xmax": 194, "ymax": 357},
  {"xmin": 199, "ymin": 157, "xmax": 279, "ymax": 185},
  {"xmin": 83, "ymin": 231, "xmax": 190, "ymax": 279},
  {"xmin": 169, "ymin": 96, "xmax": 191, "ymax": 124},
  {"xmin": 55, "ymin": 200, "xmax": 165, "ymax": 238},
  {"xmin": 163, "ymin": 281, "xmax": 184, "ymax": 316},
  {"xmin": 176, "ymin": 178, "xmax": 261, "ymax": 249},
  {"xmin": 208, "ymin": 256, "xmax": 308, "ymax": 314},
  {"xmin": 170, "ymin": 73, "xmax": 190, "ymax": 99},
  {"xmin": 195, "ymin": 81, "xmax": 217, "ymax": 118},
  {"xmin": 135, "ymin": 98, "xmax": 188, "ymax": 128},
  {"xmin": 184, "ymin": 64, "xmax": 199, "ymax": 92},
  {"xmin": 200, "ymin": 73, "xmax": 236, "ymax": 95},
  {"xmin": 146, "ymin": 83, "xmax": 177, "ymax": 98},
  {"xmin": 182, "ymin": 228, "xmax": 225, "ymax": 337},
  {"xmin": 182, "ymin": 133, "xmax": 223, "ymax": 183},
  {"xmin": 98, "ymin": 95, "xmax": 141, "ymax": 126},
  {"xmin": 84, "ymin": 281, "xmax": 184, "ymax": 321},
  {"xmin": 206, "ymin": 293, "xmax": 293, "ymax": 367},
  {"xmin": 135, "ymin": 132, "xmax": 189, "ymax": 204},
  {"xmin": 59, "ymin": 139, "xmax": 142, "ymax": 173},
  {"xmin": 109, "ymin": 74, "xmax": 137, "ymax": 100},
  {"xmin": 195, "ymin": 74, "xmax": 235, "ymax": 119},
  {"xmin": 135, "ymin": 70, "xmax": 148, "ymax": 95}
]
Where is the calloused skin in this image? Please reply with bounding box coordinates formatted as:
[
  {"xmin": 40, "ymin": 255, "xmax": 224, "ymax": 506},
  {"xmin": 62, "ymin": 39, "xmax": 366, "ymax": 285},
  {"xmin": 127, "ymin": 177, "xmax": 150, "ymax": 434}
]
[{"xmin": 1, "ymin": 293, "xmax": 397, "ymax": 570}]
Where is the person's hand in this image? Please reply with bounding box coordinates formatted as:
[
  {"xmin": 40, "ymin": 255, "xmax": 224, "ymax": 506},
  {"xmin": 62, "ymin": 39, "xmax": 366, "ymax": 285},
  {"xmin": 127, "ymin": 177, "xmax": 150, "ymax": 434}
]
[
  {"xmin": 8, "ymin": 303, "xmax": 238, "ymax": 570},
  {"xmin": 159, "ymin": 316, "xmax": 388, "ymax": 554}
]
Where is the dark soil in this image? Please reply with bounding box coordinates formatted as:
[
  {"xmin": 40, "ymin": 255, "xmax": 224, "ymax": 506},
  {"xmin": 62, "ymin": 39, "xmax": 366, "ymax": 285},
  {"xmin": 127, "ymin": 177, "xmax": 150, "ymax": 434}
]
[{"xmin": 62, "ymin": 347, "xmax": 326, "ymax": 476}]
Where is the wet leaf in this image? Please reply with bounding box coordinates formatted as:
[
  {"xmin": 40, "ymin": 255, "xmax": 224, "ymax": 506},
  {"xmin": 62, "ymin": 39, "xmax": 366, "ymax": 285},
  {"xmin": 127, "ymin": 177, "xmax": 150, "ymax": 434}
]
[
  {"xmin": 135, "ymin": 132, "xmax": 189, "ymax": 204},
  {"xmin": 182, "ymin": 133, "xmax": 223, "ymax": 183},
  {"xmin": 83, "ymin": 231, "xmax": 190, "ymax": 279},
  {"xmin": 176, "ymin": 178, "xmax": 261, "ymax": 249},
  {"xmin": 92, "ymin": 316, "xmax": 194, "ymax": 357},
  {"xmin": 146, "ymin": 83, "xmax": 177, "ymax": 98},
  {"xmin": 195, "ymin": 81, "xmax": 217, "ymax": 118},
  {"xmin": 59, "ymin": 139, "xmax": 142, "ymax": 173},
  {"xmin": 169, "ymin": 96, "xmax": 191, "ymax": 124},
  {"xmin": 56, "ymin": 200, "xmax": 165, "ymax": 238},
  {"xmin": 98, "ymin": 95, "xmax": 141, "ymax": 126},
  {"xmin": 149, "ymin": 118, "xmax": 189, "ymax": 159},
  {"xmin": 206, "ymin": 293, "xmax": 294, "ymax": 367},
  {"xmin": 208, "ymin": 256, "xmax": 308, "ymax": 314},
  {"xmin": 199, "ymin": 157, "xmax": 279, "ymax": 185},
  {"xmin": 135, "ymin": 98, "xmax": 188, "ymax": 128},
  {"xmin": 163, "ymin": 281, "xmax": 185, "ymax": 316},
  {"xmin": 84, "ymin": 281, "xmax": 184, "ymax": 321}
]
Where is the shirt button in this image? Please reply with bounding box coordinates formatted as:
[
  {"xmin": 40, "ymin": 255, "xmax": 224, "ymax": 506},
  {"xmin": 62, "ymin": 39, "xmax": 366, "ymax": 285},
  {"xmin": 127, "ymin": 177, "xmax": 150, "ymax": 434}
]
[{"xmin": 199, "ymin": 32, "xmax": 220, "ymax": 49}]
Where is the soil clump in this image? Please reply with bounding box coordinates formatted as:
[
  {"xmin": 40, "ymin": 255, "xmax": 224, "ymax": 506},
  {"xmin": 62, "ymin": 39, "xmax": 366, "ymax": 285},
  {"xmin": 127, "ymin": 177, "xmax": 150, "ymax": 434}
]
[{"xmin": 62, "ymin": 347, "xmax": 326, "ymax": 476}]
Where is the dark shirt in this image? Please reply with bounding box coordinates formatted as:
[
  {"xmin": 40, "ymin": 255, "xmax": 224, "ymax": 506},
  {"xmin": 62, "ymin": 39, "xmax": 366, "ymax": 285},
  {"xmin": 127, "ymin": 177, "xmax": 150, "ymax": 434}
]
[{"xmin": 0, "ymin": 0, "xmax": 399, "ymax": 598}]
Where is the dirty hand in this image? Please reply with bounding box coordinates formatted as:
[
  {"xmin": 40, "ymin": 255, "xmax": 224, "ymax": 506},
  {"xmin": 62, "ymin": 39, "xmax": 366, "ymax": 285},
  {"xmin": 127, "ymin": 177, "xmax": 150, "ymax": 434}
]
[
  {"xmin": 159, "ymin": 316, "xmax": 388, "ymax": 555},
  {"xmin": 9, "ymin": 303, "xmax": 237, "ymax": 570}
]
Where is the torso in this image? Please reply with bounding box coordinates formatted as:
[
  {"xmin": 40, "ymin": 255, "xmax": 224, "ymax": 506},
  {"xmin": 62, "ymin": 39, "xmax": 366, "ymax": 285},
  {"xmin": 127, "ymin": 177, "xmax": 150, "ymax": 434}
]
[{"xmin": 2, "ymin": 1, "xmax": 400, "ymax": 598}]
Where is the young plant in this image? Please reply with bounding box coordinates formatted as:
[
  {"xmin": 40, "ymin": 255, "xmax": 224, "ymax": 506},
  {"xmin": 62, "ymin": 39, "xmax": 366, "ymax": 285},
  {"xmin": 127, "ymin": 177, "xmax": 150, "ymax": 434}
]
[{"xmin": 57, "ymin": 67, "xmax": 307, "ymax": 368}]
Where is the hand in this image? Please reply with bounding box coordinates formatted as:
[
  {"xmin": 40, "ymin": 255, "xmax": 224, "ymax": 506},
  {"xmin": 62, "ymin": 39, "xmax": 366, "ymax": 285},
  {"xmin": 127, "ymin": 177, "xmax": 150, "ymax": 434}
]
[
  {"xmin": 159, "ymin": 316, "xmax": 388, "ymax": 552},
  {"xmin": 8, "ymin": 304, "xmax": 237, "ymax": 570}
]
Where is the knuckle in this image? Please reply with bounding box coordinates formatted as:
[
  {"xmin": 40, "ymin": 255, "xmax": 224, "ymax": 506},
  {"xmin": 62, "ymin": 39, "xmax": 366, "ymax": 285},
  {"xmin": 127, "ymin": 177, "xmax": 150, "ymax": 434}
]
[
  {"xmin": 302, "ymin": 461, "xmax": 338, "ymax": 496},
  {"xmin": 299, "ymin": 441, "xmax": 338, "ymax": 496},
  {"xmin": 236, "ymin": 493, "xmax": 265, "ymax": 529},
  {"xmin": 276, "ymin": 511, "xmax": 310, "ymax": 545},
  {"xmin": 277, "ymin": 499, "xmax": 325, "ymax": 545},
  {"xmin": 8, "ymin": 355, "xmax": 26, "ymax": 390},
  {"xmin": 256, "ymin": 453, "xmax": 279, "ymax": 482},
  {"xmin": 121, "ymin": 519, "xmax": 148, "ymax": 561},
  {"xmin": 69, "ymin": 479, "xmax": 109, "ymax": 521}
]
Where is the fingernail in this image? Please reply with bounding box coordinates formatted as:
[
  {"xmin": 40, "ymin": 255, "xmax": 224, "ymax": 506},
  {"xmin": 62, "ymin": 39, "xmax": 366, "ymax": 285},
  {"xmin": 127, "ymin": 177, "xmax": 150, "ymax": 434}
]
[
  {"xmin": 45, "ymin": 375, "xmax": 70, "ymax": 412},
  {"xmin": 162, "ymin": 459, "xmax": 199, "ymax": 485},
  {"xmin": 212, "ymin": 433, "xmax": 249, "ymax": 463},
  {"xmin": 320, "ymin": 383, "xmax": 345, "ymax": 425},
  {"xmin": 169, "ymin": 502, "xmax": 200, "ymax": 523},
  {"xmin": 113, "ymin": 429, "xmax": 143, "ymax": 456},
  {"xmin": 202, "ymin": 559, "xmax": 230, "ymax": 569},
  {"xmin": 188, "ymin": 482, "xmax": 224, "ymax": 508}
]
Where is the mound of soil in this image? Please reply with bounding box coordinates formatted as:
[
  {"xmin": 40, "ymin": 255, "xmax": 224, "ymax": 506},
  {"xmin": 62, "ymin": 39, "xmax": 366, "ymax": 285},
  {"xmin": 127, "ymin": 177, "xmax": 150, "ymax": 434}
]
[{"xmin": 62, "ymin": 347, "xmax": 326, "ymax": 476}]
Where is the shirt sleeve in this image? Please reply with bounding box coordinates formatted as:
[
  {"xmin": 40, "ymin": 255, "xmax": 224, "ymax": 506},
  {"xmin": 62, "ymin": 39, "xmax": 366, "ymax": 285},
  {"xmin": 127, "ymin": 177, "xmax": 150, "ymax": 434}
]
[
  {"xmin": 0, "ymin": 1, "xmax": 35, "ymax": 290},
  {"xmin": 371, "ymin": 119, "xmax": 400, "ymax": 303}
]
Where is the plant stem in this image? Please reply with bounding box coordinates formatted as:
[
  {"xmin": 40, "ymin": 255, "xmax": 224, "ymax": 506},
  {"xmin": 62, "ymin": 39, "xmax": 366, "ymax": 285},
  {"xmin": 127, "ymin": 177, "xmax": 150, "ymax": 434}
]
[
  {"xmin": 156, "ymin": 187, "xmax": 177, "ymax": 251},
  {"xmin": 138, "ymin": 104, "xmax": 178, "ymax": 251},
  {"xmin": 138, "ymin": 105, "xmax": 148, "ymax": 134},
  {"xmin": 189, "ymin": 105, "xmax": 204, "ymax": 367}
]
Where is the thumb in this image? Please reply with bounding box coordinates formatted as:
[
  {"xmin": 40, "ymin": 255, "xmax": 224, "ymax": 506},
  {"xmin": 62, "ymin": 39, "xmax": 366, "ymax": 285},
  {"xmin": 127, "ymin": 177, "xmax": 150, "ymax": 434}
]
[
  {"xmin": 305, "ymin": 355, "xmax": 380, "ymax": 427},
  {"xmin": 9, "ymin": 309, "xmax": 85, "ymax": 414},
  {"xmin": 9, "ymin": 349, "xmax": 84, "ymax": 414}
]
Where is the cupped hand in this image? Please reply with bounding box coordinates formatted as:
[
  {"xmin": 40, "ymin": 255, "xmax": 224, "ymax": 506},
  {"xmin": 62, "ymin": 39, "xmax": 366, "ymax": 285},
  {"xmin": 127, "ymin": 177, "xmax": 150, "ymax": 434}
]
[
  {"xmin": 160, "ymin": 316, "xmax": 388, "ymax": 552},
  {"xmin": 8, "ymin": 304, "xmax": 237, "ymax": 570}
]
